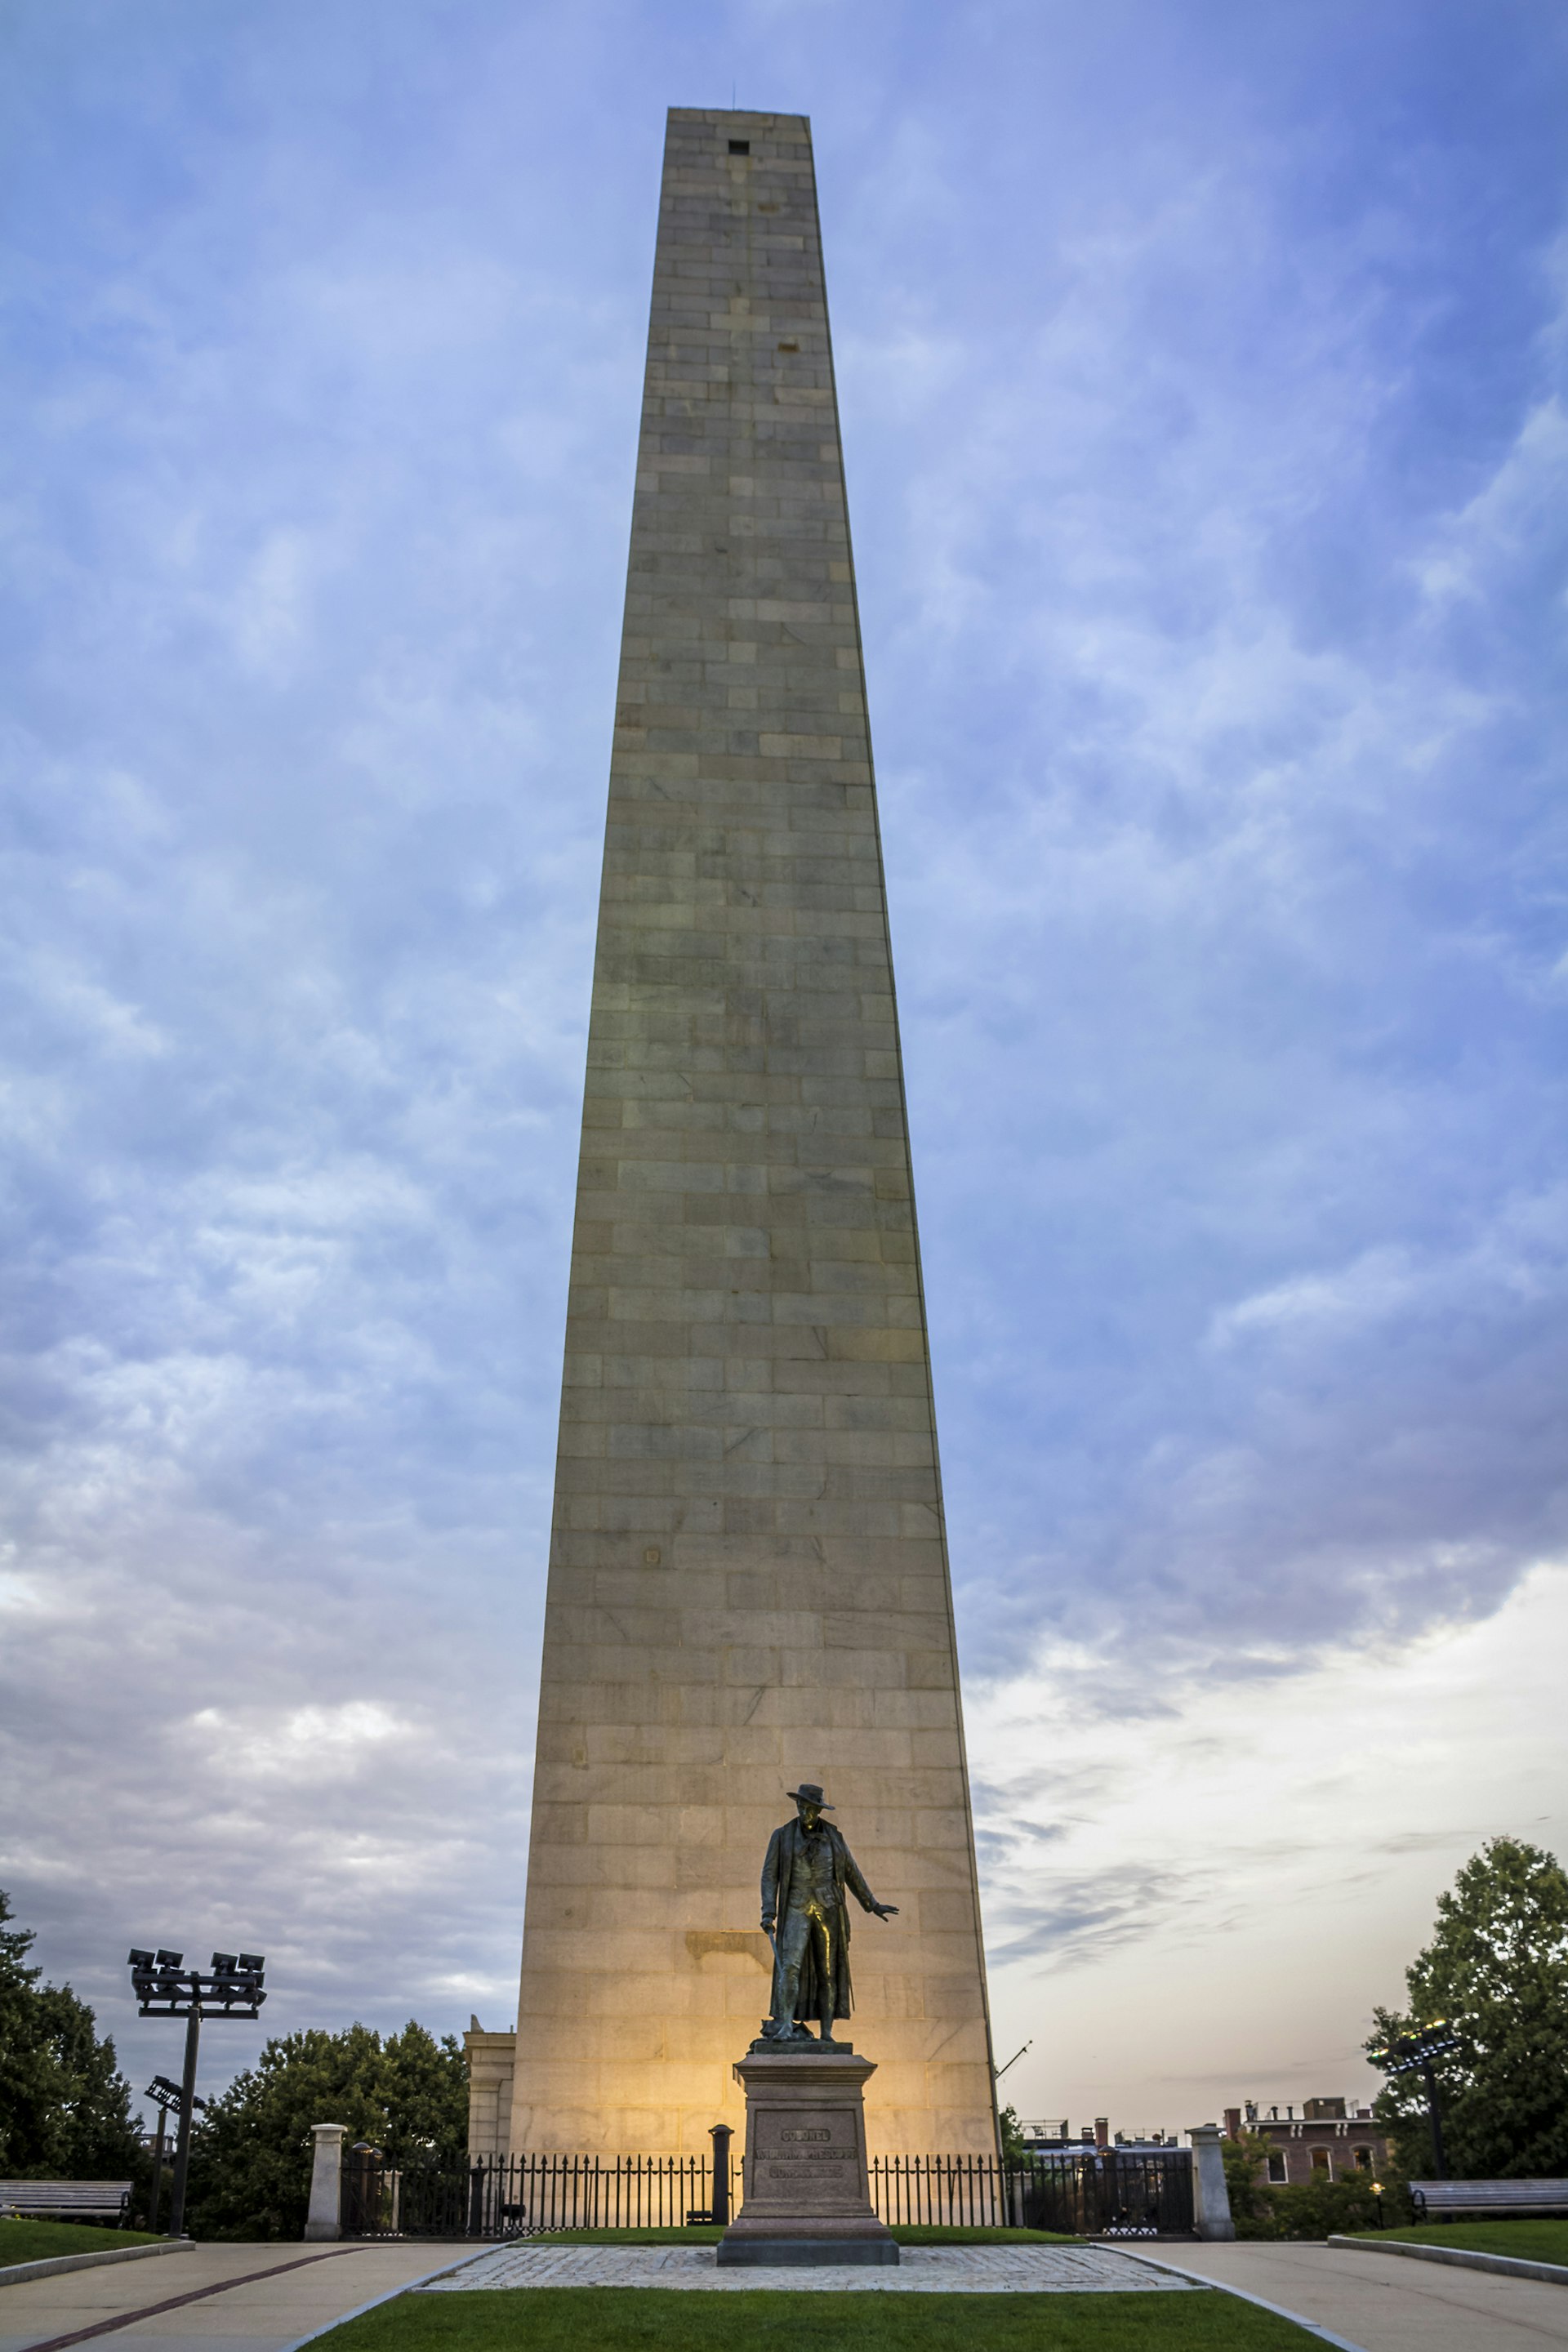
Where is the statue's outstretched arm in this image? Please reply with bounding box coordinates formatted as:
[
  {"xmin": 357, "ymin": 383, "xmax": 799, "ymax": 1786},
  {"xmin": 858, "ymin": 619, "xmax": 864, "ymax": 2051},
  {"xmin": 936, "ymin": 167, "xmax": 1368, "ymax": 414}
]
[{"xmin": 842, "ymin": 1844, "xmax": 899, "ymax": 1918}]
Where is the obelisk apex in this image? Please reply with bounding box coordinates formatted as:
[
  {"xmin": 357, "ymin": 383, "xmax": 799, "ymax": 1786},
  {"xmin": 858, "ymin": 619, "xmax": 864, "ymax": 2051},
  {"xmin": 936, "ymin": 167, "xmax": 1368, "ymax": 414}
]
[{"xmin": 501, "ymin": 108, "xmax": 997, "ymax": 2160}]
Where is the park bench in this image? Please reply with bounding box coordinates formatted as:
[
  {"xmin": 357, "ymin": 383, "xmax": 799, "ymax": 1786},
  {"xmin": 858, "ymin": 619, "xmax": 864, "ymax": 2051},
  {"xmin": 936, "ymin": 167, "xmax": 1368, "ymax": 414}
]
[
  {"xmin": 0, "ymin": 2182, "xmax": 133, "ymax": 2225},
  {"xmin": 1410, "ymin": 2178, "xmax": 1568, "ymax": 2219}
]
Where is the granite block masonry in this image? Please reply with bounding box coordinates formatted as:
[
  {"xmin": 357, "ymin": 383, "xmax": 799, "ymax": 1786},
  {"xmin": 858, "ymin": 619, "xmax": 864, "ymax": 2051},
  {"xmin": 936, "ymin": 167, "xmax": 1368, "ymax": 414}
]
[{"xmin": 499, "ymin": 107, "xmax": 998, "ymax": 2162}]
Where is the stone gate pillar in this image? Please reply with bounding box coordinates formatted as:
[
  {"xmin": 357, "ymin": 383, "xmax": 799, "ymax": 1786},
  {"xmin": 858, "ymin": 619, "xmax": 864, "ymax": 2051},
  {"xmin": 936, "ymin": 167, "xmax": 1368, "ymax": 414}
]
[{"xmin": 303, "ymin": 2122, "xmax": 345, "ymax": 2241}]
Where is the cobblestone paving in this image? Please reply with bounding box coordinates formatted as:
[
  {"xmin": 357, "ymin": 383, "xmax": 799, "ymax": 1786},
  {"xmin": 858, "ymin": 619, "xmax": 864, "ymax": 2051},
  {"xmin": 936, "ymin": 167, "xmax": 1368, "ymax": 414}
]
[{"xmin": 419, "ymin": 2243, "xmax": 1203, "ymax": 2295}]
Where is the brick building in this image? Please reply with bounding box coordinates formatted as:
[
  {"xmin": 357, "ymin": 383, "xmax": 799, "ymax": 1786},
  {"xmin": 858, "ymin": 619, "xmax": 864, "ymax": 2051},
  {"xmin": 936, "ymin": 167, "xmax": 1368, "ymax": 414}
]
[{"xmin": 1223, "ymin": 2096, "xmax": 1391, "ymax": 2185}]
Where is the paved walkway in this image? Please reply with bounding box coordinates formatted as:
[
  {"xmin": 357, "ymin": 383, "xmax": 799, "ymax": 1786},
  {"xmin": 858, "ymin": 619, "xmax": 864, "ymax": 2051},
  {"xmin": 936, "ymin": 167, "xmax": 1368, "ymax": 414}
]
[
  {"xmin": 1134, "ymin": 2240, "xmax": 1568, "ymax": 2351},
  {"xmin": 0, "ymin": 2242, "xmax": 476, "ymax": 2352},
  {"xmin": 421, "ymin": 2242, "xmax": 1201, "ymax": 2293},
  {"xmin": 11, "ymin": 2232, "xmax": 1564, "ymax": 2350}
]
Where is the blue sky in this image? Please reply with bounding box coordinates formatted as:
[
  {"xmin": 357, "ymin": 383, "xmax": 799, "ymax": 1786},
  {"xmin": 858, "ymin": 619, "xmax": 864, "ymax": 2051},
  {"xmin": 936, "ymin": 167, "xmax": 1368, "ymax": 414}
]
[{"xmin": 2, "ymin": 0, "xmax": 1565, "ymax": 2132}]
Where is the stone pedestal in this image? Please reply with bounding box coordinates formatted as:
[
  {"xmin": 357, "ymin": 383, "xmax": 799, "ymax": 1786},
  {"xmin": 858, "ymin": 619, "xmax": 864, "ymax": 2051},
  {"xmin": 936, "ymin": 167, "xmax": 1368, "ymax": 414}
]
[{"xmin": 717, "ymin": 2047, "xmax": 898, "ymax": 2267}]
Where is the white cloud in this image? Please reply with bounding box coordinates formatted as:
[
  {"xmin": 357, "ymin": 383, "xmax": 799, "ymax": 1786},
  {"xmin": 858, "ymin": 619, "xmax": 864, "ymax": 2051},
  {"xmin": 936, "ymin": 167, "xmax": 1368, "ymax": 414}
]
[
  {"xmin": 973, "ymin": 1562, "xmax": 1568, "ymax": 2132},
  {"xmin": 185, "ymin": 1700, "xmax": 411, "ymax": 1780}
]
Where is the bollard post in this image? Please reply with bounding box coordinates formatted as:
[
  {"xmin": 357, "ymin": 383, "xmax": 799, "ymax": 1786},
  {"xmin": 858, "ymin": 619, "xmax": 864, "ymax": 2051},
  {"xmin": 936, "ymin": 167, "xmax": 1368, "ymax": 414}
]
[
  {"xmin": 1188, "ymin": 2124, "xmax": 1236, "ymax": 2241},
  {"xmin": 304, "ymin": 2123, "xmax": 347, "ymax": 2241},
  {"xmin": 709, "ymin": 2124, "xmax": 733, "ymax": 2227}
]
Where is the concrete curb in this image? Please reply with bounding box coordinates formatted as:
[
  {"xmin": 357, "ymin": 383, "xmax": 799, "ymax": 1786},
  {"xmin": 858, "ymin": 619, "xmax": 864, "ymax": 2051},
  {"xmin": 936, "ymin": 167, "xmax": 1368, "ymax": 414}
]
[
  {"xmin": 1326, "ymin": 2233, "xmax": 1568, "ymax": 2287},
  {"xmin": 1108, "ymin": 2246, "xmax": 1371, "ymax": 2350},
  {"xmin": 273, "ymin": 2245, "xmax": 501, "ymax": 2352},
  {"xmin": 0, "ymin": 2242, "xmax": 194, "ymax": 2291}
]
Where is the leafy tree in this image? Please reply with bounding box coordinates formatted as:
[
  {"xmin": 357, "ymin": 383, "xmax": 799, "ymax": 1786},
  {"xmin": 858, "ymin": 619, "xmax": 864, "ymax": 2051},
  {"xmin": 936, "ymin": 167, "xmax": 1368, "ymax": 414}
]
[
  {"xmin": 1366, "ymin": 1836, "xmax": 1568, "ymax": 2180},
  {"xmin": 997, "ymin": 2104, "xmax": 1027, "ymax": 2163},
  {"xmin": 0, "ymin": 1894, "xmax": 56, "ymax": 2168},
  {"xmin": 1220, "ymin": 2131, "xmax": 1273, "ymax": 2225},
  {"xmin": 376, "ymin": 2019, "xmax": 469, "ymax": 2166},
  {"xmin": 185, "ymin": 2020, "xmax": 467, "ymax": 2240},
  {"xmin": 0, "ymin": 1891, "xmax": 144, "ymax": 2180}
]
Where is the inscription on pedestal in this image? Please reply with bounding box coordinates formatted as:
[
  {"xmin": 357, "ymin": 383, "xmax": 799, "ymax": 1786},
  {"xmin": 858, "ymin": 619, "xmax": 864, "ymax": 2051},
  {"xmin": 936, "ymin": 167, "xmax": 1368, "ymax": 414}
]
[{"xmin": 756, "ymin": 2110, "xmax": 861, "ymax": 2203}]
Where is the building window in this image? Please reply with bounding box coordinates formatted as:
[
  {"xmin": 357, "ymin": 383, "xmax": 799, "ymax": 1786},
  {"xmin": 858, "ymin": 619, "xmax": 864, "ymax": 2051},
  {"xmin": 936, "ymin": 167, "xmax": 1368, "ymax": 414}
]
[
  {"xmin": 1311, "ymin": 2149, "xmax": 1331, "ymax": 2175},
  {"xmin": 1266, "ymin": 2154, "xmax": 1287, "ymax": 2184},
  {"xmin": 1352, "ymin": 2147, "xmax": 1373, "ymax": 2170},
  {"xmin": 728, "ymin": 140, "xmax": 750, "ymax": 154}
]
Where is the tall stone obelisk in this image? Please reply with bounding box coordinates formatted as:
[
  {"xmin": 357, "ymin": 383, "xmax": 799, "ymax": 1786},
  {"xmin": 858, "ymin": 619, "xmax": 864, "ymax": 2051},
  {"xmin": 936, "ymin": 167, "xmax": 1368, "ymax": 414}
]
[{"xmin": 503, "ymin": 107, "xmax": 996, "ymax": 2160}]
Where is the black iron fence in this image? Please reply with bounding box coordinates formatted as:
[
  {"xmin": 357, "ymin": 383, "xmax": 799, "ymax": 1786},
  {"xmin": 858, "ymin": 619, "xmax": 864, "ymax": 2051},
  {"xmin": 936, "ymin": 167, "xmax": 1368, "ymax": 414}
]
[
  {"xmin": 342, "ymin": 2150, "xmax": 724, "ymax": 2240},
  {"xmin": 871, "ymin": 2150, "xmax": 1192, "ymax": 2237},
  {"xmin": 341, "ymin": 2145, "xmax": 1193, "ymax": 2240}
]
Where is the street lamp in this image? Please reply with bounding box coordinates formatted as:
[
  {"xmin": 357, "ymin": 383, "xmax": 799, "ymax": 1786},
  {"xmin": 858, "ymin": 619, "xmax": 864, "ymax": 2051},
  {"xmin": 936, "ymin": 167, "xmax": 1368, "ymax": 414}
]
[
  {"xmin": 127, "ymin": 1948, "xmax": 266, "ymax": 2236},
  {"xmin": 1369, "ymin": 2018, "xmax": 1463, "ymax": 2180}
]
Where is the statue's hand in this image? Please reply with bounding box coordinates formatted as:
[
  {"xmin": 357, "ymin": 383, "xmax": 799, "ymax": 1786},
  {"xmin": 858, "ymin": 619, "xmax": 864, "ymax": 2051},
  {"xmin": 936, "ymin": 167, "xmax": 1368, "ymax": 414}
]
[
  {"xmin": 761, "ymin": 1917, "xmax": 774, "ymax": 1935},
  {"xmin": 872, "ymin": 1902, "xmax": 899, "ymax": 1918}
]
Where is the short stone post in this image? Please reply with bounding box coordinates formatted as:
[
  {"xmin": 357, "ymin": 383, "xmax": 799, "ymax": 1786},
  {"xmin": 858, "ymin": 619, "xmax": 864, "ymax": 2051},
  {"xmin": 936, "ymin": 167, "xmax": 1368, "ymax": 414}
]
[
  {"xmin": 709, "ymin": 2123, "xmax": 733, "ymax": 2227},
  {"xmin": 1189, "ymin": 2123, "xmax": 1236, "ymax": 2241},
  {"xmin": 304, "ymin": 2123, "xmax": 346, "ymax": 2241}
]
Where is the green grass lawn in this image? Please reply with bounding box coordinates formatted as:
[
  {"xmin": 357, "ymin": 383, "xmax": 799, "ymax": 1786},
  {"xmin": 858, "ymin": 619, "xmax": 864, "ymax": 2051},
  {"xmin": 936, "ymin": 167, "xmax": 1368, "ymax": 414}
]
[
  {"xmin": 1356, "ymin": 2216, "xmax": 1568, "ymax": 2265},
  {"xmin": 0, "ymin": 2218, "xmax": 164, "ymax": 2266},
  {"xmin": 523, "ymin": 2225, "xmax": 1074, "ymax": 2247},
  {"xmin": 314, "ymin": 2288, "xmax": 1320, "ymax": 2352}
]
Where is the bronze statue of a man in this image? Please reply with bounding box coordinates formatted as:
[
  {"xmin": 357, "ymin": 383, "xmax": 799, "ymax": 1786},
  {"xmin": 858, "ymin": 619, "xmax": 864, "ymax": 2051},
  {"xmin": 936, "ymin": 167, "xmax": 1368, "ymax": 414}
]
[{"xmin": 760, "ymin": 1783, "xmax": 898, "ymax": 2043}]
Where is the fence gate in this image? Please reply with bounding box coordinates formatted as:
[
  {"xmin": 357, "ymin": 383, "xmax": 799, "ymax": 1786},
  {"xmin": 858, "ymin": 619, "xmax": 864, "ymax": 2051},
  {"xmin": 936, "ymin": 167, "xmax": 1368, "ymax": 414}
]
[{"xmin": 1014, "ymin": 2151, "xmax": 1195, "ymax": 2237}]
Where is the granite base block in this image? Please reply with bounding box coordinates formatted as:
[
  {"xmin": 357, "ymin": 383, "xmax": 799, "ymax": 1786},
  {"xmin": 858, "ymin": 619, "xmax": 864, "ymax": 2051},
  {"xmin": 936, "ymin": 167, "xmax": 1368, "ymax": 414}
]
[{"xmin": 717, "ymin": 2236, "xmax": 900, "ymax": 2268}]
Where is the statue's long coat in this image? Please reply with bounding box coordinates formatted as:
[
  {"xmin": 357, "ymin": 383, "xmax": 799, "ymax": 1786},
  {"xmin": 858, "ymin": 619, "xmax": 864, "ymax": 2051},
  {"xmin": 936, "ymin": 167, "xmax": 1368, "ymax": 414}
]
[{"xmin": 761, "ymin": 1817, "xmax": 880, "ymax": 2023}]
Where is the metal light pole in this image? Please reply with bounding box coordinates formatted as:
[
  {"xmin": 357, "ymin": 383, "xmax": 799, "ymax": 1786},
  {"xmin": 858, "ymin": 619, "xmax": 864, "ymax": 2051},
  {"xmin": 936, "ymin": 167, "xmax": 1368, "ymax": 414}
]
[
  {"xmin": 147, "ymin": 2105, "xmax": 167, "ymax": 2233},
  {"xmin": 128, "ymin": 1949, "xmax": 266, "ymax": 2236},
  {"xmin": 143, "ymin": 2074, "xmax": 206, "ymax": 2233},
  {"xmin": 1369, "ymin": 2019, "xmax": 1463, "ymax": 2181},
  {"xmin": 1419, "ymin": 2052, "xmax": 1448, "ymax": 2178},
  {"xmin": 993, "ymin": 2042, "xmax": 1033, "ymax": 2086}
]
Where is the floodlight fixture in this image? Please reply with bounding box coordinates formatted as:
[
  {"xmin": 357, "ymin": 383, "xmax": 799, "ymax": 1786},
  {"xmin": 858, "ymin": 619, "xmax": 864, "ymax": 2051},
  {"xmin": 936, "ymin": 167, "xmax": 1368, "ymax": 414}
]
[
  {"xmin": 146, "ymin": 2074, "xmax": 207, "ymax": 2116},
  {"xmin": 1368, "ymin": 2018, "xmax": 1463, "ymax": 2177},
  {"xmin": 127, "ymin": 1937, "xmax": 267, "ymax": 2236}
]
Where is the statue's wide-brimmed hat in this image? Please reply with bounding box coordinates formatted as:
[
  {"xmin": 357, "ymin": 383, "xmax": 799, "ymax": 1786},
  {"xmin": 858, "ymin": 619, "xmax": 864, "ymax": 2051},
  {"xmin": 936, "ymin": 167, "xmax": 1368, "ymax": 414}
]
[{"xmin": 786, "ymin": 1783, "xmax": 835, "ymax": 1809}]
